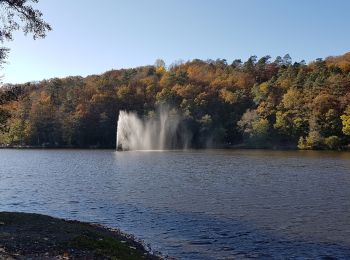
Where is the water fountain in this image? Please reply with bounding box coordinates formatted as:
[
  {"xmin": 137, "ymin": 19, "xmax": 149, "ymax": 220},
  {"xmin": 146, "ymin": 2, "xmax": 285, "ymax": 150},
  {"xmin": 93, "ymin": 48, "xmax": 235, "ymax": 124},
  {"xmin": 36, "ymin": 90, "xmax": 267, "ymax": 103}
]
[{"xmin": 116, "ymin": 108, "xmax": 190, "ymax": 150}]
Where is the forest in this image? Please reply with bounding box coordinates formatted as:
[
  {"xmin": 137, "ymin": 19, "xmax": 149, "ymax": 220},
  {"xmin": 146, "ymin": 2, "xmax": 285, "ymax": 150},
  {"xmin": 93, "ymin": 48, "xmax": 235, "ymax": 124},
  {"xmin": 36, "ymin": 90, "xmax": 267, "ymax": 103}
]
[{"xmin": 0, "ymin": 52, "xmax": 350, "ymax": 150}]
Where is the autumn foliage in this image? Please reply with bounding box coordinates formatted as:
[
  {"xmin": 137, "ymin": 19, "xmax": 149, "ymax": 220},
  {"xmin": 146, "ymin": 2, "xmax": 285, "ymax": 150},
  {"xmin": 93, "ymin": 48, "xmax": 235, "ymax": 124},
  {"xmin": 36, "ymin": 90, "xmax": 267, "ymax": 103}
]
[{"xmin": 1, "ymin": 53, "xmax": 350, "ymax": 149}]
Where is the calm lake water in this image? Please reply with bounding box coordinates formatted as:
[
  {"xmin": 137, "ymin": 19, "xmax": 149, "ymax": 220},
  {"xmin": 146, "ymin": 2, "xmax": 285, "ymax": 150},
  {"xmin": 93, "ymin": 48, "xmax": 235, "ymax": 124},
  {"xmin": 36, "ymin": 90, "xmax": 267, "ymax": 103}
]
[{"xmin": 1, "ymin": 149, "xmax": 350, "ymax": 259}]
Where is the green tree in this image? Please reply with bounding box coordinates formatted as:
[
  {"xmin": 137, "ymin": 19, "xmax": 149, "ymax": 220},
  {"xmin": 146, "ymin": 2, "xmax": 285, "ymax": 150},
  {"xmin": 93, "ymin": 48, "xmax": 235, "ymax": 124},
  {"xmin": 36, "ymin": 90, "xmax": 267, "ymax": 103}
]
[
  {"xmin": 238, "ymin": 109, "xmax": 270, "ymax": 146},
  {"xmin": 0, "ymin": 0, "xmax": 51, "ymax": 65},
  {"xmin": 340, "ymin": 106, "xmax": 350, "ymax": 135}
]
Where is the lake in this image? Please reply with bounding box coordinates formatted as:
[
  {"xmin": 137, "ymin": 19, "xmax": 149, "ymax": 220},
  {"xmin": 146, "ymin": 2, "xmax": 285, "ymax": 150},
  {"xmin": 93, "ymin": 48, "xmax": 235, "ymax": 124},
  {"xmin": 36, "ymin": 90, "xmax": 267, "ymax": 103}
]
[{"xmin": 1, "ymin": 149, "xmax": 350, "ymax": 259}]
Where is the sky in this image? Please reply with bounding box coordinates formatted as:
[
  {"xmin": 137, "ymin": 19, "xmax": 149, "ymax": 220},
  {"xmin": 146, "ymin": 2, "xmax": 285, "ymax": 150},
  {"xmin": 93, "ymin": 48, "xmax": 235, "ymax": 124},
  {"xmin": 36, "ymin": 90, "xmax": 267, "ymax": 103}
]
[{"xmin": 2, "ymin": 0, "xmax": 350, "ymax": 84}]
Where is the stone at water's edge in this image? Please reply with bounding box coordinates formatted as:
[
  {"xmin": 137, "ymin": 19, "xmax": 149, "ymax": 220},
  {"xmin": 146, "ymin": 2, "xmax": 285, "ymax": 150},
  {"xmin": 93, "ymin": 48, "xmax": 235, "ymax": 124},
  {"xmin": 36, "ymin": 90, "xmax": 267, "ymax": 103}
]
[{"xmin": 0, "ymin": 212, "xmax": 161, "ymax": 259}]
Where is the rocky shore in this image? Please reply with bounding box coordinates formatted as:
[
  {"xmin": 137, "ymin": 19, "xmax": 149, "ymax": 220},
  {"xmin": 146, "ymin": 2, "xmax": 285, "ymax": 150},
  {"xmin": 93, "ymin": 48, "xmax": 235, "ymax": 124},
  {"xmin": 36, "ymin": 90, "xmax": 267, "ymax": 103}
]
[{"xmin": 0, "ymin": 212, "xmax": 161, "ymax": 259}]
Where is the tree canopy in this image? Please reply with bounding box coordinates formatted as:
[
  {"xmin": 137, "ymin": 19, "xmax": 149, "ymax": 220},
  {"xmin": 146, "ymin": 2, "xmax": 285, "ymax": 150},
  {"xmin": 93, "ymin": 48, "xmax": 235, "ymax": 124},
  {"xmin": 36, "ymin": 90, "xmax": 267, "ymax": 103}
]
[
  {"xmin": 0, "ymin": 0, "xmax": 51, "ymax": 65},
  {"xmin": 1, "ymin": 52, "xmax": 350, "ymax": 149}
]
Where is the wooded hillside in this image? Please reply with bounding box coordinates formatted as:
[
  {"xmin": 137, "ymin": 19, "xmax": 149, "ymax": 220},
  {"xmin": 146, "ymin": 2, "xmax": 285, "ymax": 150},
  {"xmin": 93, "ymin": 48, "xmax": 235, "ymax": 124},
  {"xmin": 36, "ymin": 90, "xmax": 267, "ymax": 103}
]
[{"xmin": 1, "ymin": 53, "xmax": 350, "ymax": 149}]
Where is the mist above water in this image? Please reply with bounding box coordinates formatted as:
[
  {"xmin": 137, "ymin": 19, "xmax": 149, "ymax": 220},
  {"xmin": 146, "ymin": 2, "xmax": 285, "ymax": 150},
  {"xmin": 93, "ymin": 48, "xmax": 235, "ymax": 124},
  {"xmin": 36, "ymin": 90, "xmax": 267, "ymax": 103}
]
[{"xmin": 116, "ymin": 107, "xmax": 190, "ymax": 150}]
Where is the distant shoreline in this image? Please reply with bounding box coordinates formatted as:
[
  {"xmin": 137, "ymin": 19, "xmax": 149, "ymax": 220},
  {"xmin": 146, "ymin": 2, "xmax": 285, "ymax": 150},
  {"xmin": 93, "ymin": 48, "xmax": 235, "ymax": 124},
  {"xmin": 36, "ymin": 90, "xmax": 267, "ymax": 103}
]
[
  {"xmin": 0, "ymin": 145, "xmax": 115, "ymax": 149},
  {"xmin": 0, "ymin": 144, "xmax": 349, "ymax": 151}
]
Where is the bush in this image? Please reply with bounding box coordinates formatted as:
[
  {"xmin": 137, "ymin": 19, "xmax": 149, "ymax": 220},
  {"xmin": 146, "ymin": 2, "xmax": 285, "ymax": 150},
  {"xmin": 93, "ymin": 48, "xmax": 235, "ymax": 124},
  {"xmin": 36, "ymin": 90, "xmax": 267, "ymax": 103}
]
[
  {"xmin": 298, "ymin": 131, "xmax": 324, "ymax": 150},
  {"xmin": 324, "ymin": 136, "xmax": 342, "ymax": 150}
]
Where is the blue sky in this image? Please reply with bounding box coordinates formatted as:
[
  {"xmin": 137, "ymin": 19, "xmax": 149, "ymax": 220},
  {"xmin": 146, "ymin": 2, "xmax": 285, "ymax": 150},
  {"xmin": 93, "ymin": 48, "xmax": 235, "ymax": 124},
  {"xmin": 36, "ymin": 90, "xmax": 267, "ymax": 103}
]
[{"xmin": 2, "ymin": 0, "xmax": 350, "ymax": 84}]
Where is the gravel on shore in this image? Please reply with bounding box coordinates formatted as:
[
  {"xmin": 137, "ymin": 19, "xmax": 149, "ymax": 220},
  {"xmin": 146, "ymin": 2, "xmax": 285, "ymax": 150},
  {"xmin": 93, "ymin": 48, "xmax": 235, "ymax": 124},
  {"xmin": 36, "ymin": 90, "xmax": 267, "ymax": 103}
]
[{"xmin": 0, "ymin": 212, "xmax": 162, "ymax": 259}]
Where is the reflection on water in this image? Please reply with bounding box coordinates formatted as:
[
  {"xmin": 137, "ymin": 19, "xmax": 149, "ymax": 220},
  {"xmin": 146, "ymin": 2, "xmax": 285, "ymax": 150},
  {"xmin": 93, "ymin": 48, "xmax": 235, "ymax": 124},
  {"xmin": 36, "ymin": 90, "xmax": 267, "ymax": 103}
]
[{"xmin": 1, "ymin": 149, "xmax": 350, "ymax": 259}]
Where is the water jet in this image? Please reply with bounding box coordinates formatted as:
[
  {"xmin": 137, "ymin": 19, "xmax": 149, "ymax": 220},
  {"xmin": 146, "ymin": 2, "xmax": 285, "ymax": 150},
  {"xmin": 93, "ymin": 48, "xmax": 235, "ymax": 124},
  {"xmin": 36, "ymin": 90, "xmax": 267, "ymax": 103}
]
[{"xmin": 116, "ymin": 108, "xmax": 190, "ymax": 151}]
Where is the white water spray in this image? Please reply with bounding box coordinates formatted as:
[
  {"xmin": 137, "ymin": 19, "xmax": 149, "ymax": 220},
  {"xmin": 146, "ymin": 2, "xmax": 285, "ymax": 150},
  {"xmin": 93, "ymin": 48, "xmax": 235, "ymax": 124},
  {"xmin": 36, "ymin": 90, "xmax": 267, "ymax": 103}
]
[{"xmin": 116, "ymin": 108, "xmax": 189, "ymax": 150}]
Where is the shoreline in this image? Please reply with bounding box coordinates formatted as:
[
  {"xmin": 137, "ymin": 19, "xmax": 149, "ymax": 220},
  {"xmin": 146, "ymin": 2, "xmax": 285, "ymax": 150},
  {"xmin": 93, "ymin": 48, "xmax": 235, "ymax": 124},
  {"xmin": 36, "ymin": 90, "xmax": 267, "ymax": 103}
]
[
  {"xmin": 0, "ymin": 212, "xmax": 162, "ymax": 259},
  {"xmin": 0, "ymin": 145, "xmax": 349, "ymax": 151}
]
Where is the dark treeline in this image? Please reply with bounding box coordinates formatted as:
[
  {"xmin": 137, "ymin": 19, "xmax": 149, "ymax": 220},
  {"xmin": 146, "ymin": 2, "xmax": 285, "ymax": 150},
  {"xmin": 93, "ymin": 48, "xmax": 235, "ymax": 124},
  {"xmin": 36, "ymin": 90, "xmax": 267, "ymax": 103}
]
[{"xmin": 1, "ymin": 53, "xmax": 350, "ymax": 149}]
